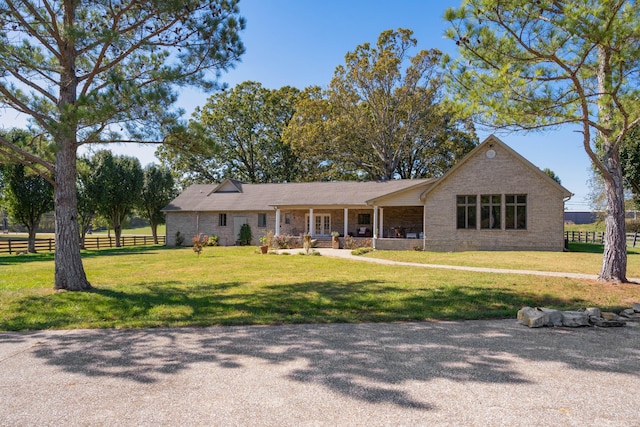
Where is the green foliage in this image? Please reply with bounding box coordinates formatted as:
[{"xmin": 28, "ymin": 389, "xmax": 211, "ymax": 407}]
[
  {"xmin": 158, "ymin": 81, "xmax": 301, "ymax": 185},
  {"xmin": 260, "ymin": 229, "xmax": 275, "ymax": 248},
  {"xmin": 445, "ymin": 0, "xmax": 640, "ymax": 281},
  {"xmin": 620, "ymin": 127, "xmax": 640, "ymax": 204},
  {"xmin": 542, "ymin": 168, "xmax": 562, "ymax": 185},
  {"xmin": 175, "ymin": 231, "xmax": 185, "ymax": 247},
  {"xmin": 351, "ymin": 247, "xmax": 374, "ymax": 256},
  {"xmin": 207, "ymin": 235, "xmax": 219, "ymax": 246},
  {"xmin": 284, "ymin": 28, "xmax": 478, "ymax": 181},
  {"xmin": 86, "ymin": 151, "xmax": 143, "ymax": 246},
  {"xmin": 1, "ymin": 163, "xmax": 54, "ymax": 252},
  {"xmin": 137, "ymin": 164, "xmax": 176, "ymax": 243},
  {"xmin": 239, "ymin": 223, "xmax": 252, "ymax": 246},
  {"xmin": 0, "ymin": 1, "xmax": 245, "ymax": 290}
]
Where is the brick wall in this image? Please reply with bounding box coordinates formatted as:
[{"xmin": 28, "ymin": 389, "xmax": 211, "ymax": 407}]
[{"xmin": 423, "ymin": 143, "xmax": 566, "ymax": 252}]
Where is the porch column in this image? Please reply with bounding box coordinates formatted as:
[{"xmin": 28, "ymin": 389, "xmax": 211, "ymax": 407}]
[
  {"xmin": 275, "ymin": 208, "xmax": 281, "ymax": 236},
  {"xmin": 422, "ymin": 204, "xmax": 427, "ymax": 250},
  {"xmin": 343, "ymin": 208, "xmax": 348, "ymax": 237},
  {"xmin": 309, "ymin": 208, "xmax": 314, "ymax": 237},
  {"xmin": 372, "ymin": 205, "xmax": 378, "ymax": 249},
  {"xmin": 379, "ymin": 208, "xmax": 384, "ymax": 238}
]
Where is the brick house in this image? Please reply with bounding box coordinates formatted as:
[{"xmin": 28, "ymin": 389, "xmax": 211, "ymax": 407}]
[{"xmin": 163, "ymin": 135, "xmax": 572, "ymax": 251}]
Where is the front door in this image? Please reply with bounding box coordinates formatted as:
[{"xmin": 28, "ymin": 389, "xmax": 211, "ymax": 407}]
[{"xmin": 305, "ymin": 214, "xmax": 331, "ymax": 236}]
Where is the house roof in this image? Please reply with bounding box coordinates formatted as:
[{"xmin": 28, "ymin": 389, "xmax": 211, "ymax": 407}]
[
  {"xmin": 419, "ymin": 135, "xmax": 573, "ymax": 200},
  {"xmin": 162, "ymin": 179, "xmax": 435, "ymax": 212},
  {"xmin": 163, "ymin": 136, "xmax": 573, "ymax": 213}
]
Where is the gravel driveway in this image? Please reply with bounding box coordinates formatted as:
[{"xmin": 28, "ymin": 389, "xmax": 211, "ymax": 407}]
[{"xmin": 1, "ymin": 320, "xmax": 638, "ymax": 426}]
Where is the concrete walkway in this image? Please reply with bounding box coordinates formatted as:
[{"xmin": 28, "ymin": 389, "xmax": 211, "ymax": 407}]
[
  {"xmin": 288, "ymin": 248, "xmax": 637, "ymax": 281},
  {"xmin": 1, "ymin": 320, "xmax": 639, "ymax": 426}
]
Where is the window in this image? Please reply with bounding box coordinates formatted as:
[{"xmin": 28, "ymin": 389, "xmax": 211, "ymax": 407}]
[
  {"xmin": 480, "ymin": 195, "xmax": 501, "ymax": 229},
  {"xmin": 358, "ymin": 213, "xmax": 371, "ymax": 224},
  {"xmin": 285, "ymin": 213, "xmax": 291, "ymax": 225},
  {"xmin": 456, "ymin": 195, "xmax": 476, "ymax": 229},
  {"xmin": 506, "ymin": 195, "xmax": 527, "ymax": 229},
  {"xmin": 218, "ymin": 213, "xmax": 227, "ymax": 227},
  {"xmin": 258, "ymin": 213, "xmax": 267, "ymax": 228}
]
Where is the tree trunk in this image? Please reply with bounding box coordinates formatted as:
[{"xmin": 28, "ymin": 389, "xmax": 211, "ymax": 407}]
[
  {"xmin": 54, "ymin": 143, "xmax": 92, "ymax": 291},
  {"xmin": 599, "ymin": 153, "xmax": 628, "ymax": 282},
  {"xmin": 27, "ymin": 223, "xmax": 37, "ymax": 253},
  {"xmin": 151, "ymin": 222, "xmax": 159, "ymax": 245},
  {"xmin": 114, "ymin": 224, "xmax": 122, "ymax": 248}
]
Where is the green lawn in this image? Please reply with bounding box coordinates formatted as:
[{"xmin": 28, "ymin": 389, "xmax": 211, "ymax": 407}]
[
  {"xmin": 564, "ymin": 223, "xmax": 605, "ymax": 232},
  {"xmin": 1, "ymin": 245, "xmax": 638, "ymax": 331},
  {"xmin": 90, "ymin": 224, "xmax": 166, "ymax": 236},
  {"xmin": 365, "ymin": 243, "xmax": 640, "ymax": 278}
]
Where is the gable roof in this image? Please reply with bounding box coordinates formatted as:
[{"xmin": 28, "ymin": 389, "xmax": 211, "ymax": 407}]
[
  {"xmin": 163, "ymin": 179, "xmax": 435, "ymax": 212},
  {"xmin": 419, "ymin": 135, "xmax": 573, "ymax": 200}
]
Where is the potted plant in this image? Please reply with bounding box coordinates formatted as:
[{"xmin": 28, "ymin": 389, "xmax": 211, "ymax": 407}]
[
  {"xmin": 331, "ymin": 231, "xmax": 340, "ymax": 249},
  {"xmin": 259, "ymin": 230, "xmax": 274, "ymax": 254}
]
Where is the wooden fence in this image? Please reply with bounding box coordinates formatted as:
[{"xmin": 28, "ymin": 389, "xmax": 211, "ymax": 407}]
[
  {"xmin": 564, "ymin": 231, "xmax": 640, "ymax": 247},
  {"xmin": 0, "ymin": 235, "xmax": 165, "ymax": 255}
]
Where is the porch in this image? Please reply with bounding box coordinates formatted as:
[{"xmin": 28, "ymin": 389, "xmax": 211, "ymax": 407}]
[{"xmin": 273, "ymin": 206, "xmax": 425, "ymax": 246}]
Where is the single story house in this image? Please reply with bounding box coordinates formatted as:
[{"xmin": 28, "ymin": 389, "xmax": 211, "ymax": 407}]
[{"xmin": 163, "ymin": 135, "xmax": 572, "ymax": 251}]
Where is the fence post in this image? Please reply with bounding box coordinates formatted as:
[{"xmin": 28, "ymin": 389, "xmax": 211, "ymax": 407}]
[
  {"xmin": 8, "ymin": 239, "xmax": 12, "ymax": 255},
  {"xmin": 634, "ymin": 232, "xmax": 638, "ymax": 248}
]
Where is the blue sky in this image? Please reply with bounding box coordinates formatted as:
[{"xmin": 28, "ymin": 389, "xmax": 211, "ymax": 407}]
[
  {"xmin": 170, "ymin": 0, "xmax": 593, "ymax": 209},
  {"xmin": 4, "ymin": 0, "xmax": 594, "ymax": 209}
]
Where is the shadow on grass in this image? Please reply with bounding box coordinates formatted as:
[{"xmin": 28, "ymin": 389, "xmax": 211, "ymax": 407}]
[
  {"xmin": 1, "ymin": 278, "xmax": 593, "ymax": 331},
  {"xmin": 0, "ymin": 244, "xmax": 171, "ymax": 265},
  {"xmin": 568, "ymin": 242, "xmax": 640, "ymax": 255}
]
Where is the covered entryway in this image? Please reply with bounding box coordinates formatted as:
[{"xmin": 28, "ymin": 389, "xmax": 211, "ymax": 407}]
[{"xmin": 305, "ymin": 214, "xmax": 331, "ymax": 236}]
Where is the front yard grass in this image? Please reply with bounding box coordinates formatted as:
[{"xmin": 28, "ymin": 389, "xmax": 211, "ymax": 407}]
[
  {"xmin": 0, "ymin": 245, "xmax": 638, "ymax": 331},
  {"xmin": 365, "ymin": 243, "xmax": 640, "ymax": 278}
]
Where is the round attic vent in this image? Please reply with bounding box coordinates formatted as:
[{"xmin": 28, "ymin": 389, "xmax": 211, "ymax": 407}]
[{"xmin": 486, "ymin": 149, "xmax": 496, "ymax": 159}]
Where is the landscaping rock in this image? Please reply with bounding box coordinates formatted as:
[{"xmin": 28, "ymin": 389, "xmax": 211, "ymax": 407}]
[
  {"xmin": 561, "ymin": 311, "xmax": 591, "ymax": 327},
  {"xmin": 538, "ymin": 308, "xmax": 563, "ymax": 327},
  {"xmin": 517, "ymin": 305, "xmax": 637, "ymax": 328},
  {"xmin": 517, "ymin": 307, "xmax": 549, "ymax": 328},
  {"xmin": 602, "ymin": 312, "xmax": 624, "ymax": 321},
  {"xmin": 590, "ymin": 317, "xmax": 626, "ymax": 327},
  {"xmin": 620, "ymin": 309, "xmax": 636, "ymax": 318},
  {"xmin": 633, "ymin": 302, "xmax": 640, "ymax": 313},
  {"xmin": 584, "ymin": 307, "xmax": 601, "ymax": 318}
]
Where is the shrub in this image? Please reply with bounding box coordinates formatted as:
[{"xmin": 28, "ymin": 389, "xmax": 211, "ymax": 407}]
[
  {"xmin": 239, "ymin": 223, "xmax": 252, "ymax": 246},
  {"xmin": 302, "ymin": 232, "xmax": 312, "ymax": 254},
  {"xmin": 192, "ymin": 233, "xmax": 208, "ymax": 256},
  {"xmin": 626, "ymin": 219, "xmax": 640, "ymax": 233},
  {"xmin": 344, "ymin": 235, "xmax": 372, "ymax": 249},
  {"xmin": 207, "ymin": 235, "xmax": 219, "ymax": 246},
  {"xmin": 351, "ymin": 247, "xmax": 374, "ymax": 256},
  {"xmin": 175, "ymin": 231, "xmax": 184, "ymax": 247},
  {"xmin": 344, "ymin": 235, "xmax": 357, "ymax": 249},
  {"xmin": 273, "ymin": 234, "xmax": 301, "ymax": 249}
]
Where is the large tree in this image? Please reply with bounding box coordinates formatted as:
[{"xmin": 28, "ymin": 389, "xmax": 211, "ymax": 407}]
[
  {"xmin": 284, "ymin": 28, "xmax": 477, "ymax": 181},
  {"xmin": 87, "ymin": 151, "xmax": 143, "ymax": 247},
  {"xmin": 0, "ymin": 1, "xmax": 244, "ymax": 290},
  {"xmin": 138, "ymin": 164, "xmax": 176, "ymax": 244},
  {"xmin": 445, "ymin": 0, "xmax": 640, "ymax": 282},
  {"xmin": 2, "ymin": 163, "xmax": 54, "ymax": 253},
  {"xmin": 158, "ymin": 81, "xmax": 301, "ymax": 185}
]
